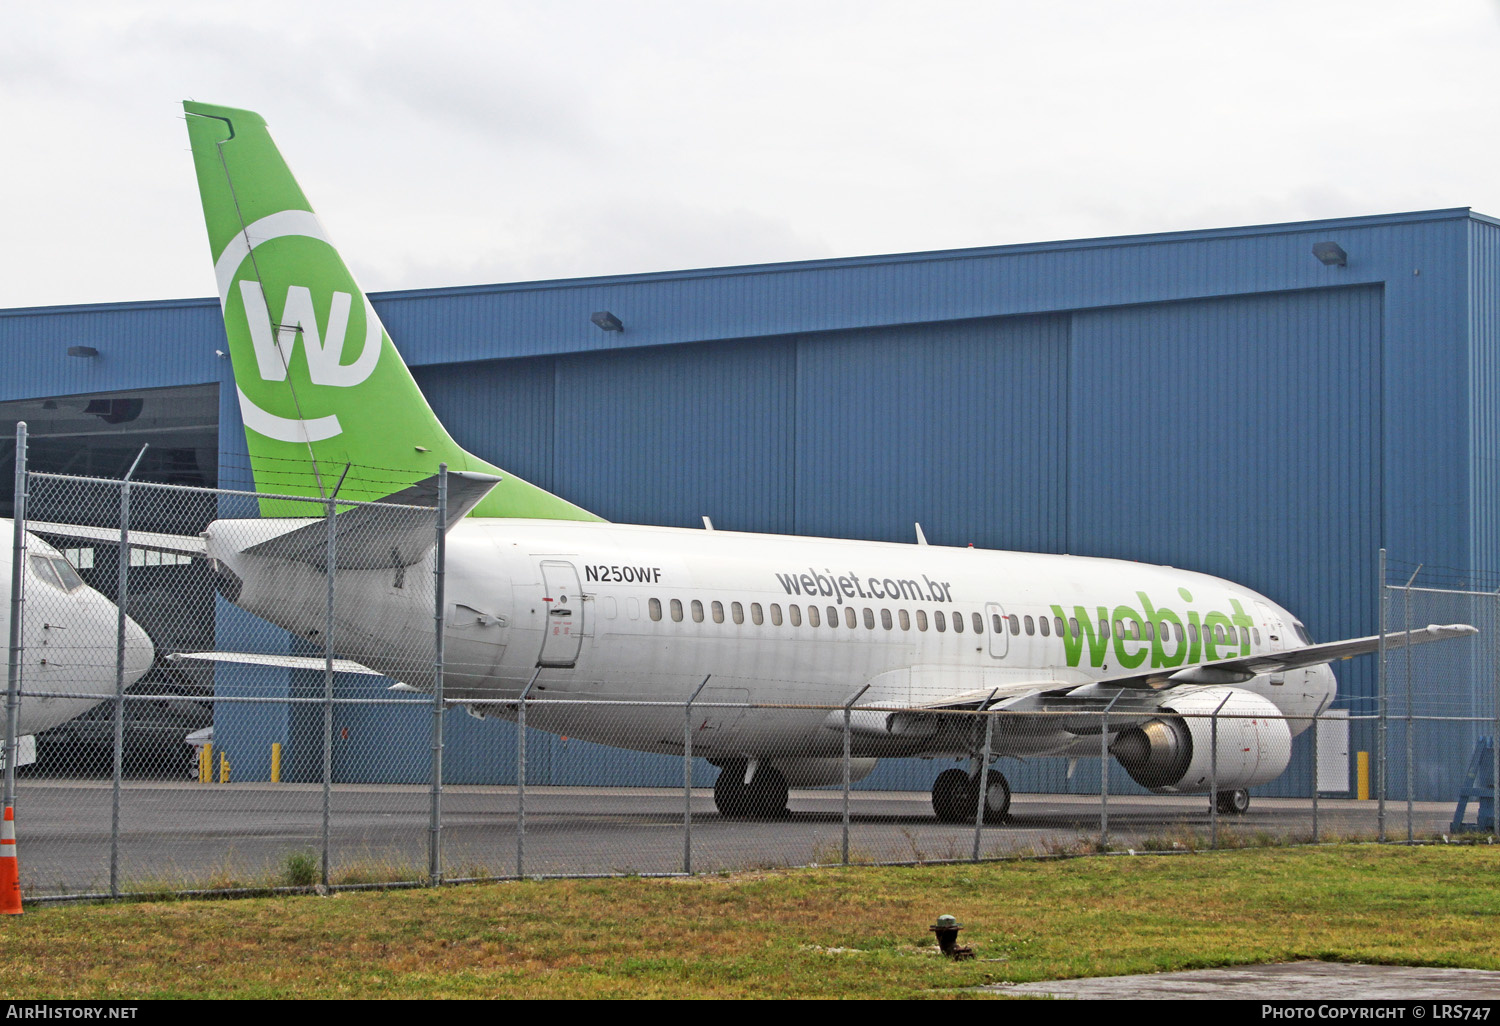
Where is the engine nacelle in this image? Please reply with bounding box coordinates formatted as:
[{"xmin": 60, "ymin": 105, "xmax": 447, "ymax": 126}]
[{"xmin": 1110, "ymin": 687, "xmax": 1292, "ymax": 794}]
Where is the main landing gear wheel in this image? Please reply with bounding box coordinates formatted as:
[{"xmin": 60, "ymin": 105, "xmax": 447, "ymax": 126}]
[
  {"xmin": 713, "ymin": 760, "xmax": 790, "ymax": 819},
  {"xmin": 931, "ymin": 769, "xmax": 971, "ymax": 822},
  {"xmin": 1216, "ymin": 788, "xmax": 1250, "ymax": 815},
  {"xmin": 931, "ymin": 768, "xmax": 1011, "ymax": 824}
]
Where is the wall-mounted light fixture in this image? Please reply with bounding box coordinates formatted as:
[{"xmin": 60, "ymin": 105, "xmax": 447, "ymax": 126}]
[
  {"xmin": 67, "ymin": 345, "xmax": 99, "ymax": 358},
  {"xmin": 590, "ymin": 311, "xmax": 624, "ymax": 332},
  {"xmin": 1312, "ymin": 242, "xmax": 1347, "ymax": 267}
]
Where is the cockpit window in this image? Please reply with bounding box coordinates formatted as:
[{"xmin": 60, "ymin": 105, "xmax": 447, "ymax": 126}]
[
  {"xmin": 51, "ymin": 558, "xmax": 85, "ymax": 592},
  {"xmin": 1294, "ymin": 621, "xmax": 1312, "ymax": 645},
  {"xmin": 30, "ymin": 555, "xmax": 87, "ymax": 592},
  {"xmin": 28, "ymin": 556, "xmax": 62, "ymax": 590}
]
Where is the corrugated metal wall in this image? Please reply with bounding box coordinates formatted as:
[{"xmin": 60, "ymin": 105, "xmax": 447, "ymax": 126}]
[{"xmin": 4, "ymin": 209, "xmax": 1499, "ymax": 796}]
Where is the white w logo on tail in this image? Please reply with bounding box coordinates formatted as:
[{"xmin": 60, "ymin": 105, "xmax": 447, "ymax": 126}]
[{"xmin": 238, "ymin": 282, "xmax": 382, "ymax": 387}]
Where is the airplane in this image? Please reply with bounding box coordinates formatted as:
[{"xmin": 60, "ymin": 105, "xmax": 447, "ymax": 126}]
[
  {"xmin": 154, "ymin": 100, "xmax": 1474, "ymax": 821},
  {"xmin": 0, "ymin": 527, "xmax": 155, "ymax": 770}
]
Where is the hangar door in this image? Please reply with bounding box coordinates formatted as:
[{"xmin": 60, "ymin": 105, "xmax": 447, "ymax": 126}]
[{"xmin": 1067, "ymin": 286, "xmax": 1382, "ymax": 715}]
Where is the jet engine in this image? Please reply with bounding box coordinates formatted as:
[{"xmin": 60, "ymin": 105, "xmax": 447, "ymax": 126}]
[{"xmin": 1110, "ymin": 687, "xmax": 1291, "ymax": 794}]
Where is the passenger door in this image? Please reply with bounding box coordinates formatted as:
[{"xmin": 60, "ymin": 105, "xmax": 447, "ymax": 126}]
[{"xmin": 537, "ymin": 560, "xmax": 584, "ymax": 668}]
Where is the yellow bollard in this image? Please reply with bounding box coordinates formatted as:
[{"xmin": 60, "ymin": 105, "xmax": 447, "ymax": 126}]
[
  {"xmin": 271, "ymin": 743, "xmax": 281, "ymax": 784},
  {"xmin": 1357, "ymin": 751, "xmax": 1370, "ymax": 800},
  {"xmin": 201, "ymin": 742, "xmax": 213, "ymax": 784},
  {"xmin": 218, "ymin": 751, "xmax": 230, "ymax": 784}
]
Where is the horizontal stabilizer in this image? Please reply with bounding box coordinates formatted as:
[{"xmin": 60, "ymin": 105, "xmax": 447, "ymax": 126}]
[
  {"xmin": 168, "ymin": 651, "xmax": 390, "ymax": 676},
  {"xmin": 243, "ymin": 470, "xmax": 500, "ymax": 569},
  {"xmin": 27, "ymin": 523, "xmax": 207, "ymax": 558}
]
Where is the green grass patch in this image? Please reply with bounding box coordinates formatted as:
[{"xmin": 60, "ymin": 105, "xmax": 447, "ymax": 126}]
[{"xmin": 1, "ymin": 845, "xmax": 1496, "ymax": 998}]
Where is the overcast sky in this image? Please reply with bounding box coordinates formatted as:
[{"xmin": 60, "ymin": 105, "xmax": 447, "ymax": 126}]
[{"xmin": 4, "ymin": 0, "xmax": 1499, "ymax": 310}]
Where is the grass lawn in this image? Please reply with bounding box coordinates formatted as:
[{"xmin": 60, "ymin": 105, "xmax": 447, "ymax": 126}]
[{"xmin": 1, "ymin": 844, "xmax": 1497, "ymax": 999}]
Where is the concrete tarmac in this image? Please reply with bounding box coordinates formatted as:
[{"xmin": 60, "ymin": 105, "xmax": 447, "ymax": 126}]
[
  {"xmin": 9, "ymin": 778, "xmax": 1471, "ymax": 896},
  {"xmin": 987, "ymin": 961, "xmax": 1500, "ymax": 999}
]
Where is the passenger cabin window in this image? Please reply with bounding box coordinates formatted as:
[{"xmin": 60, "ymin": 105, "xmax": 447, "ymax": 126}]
[
  {"xmin": 1055, "ymin": 616, "xmax": 1066, "ymax": 637},
  {"xmin": 1239, "ymin": 626, "xmax": 1250, "ymax": 647},
  {"xmin": 935, "ymin": 611, "xmax": 947, "ymax": 632},
  {"xmin": 649, "ymin": 598, "xmax": 662, "ymax": 621},
  {"xmin": 712, "ymin": 600, "xmax": 724, "ymax": 624},
  {"xmin": 1068, "ymin": 617, "xmax": 1079, "ymax": 639},
  {"xmin": 862, "ymin": 608, "xmax": 874, "ymax": 630},
  {"xmin": 691, "ymin": 599, "xmax": 705, "ymax": 623},
  {"xmin": 770, "ymin": 603, "xmax": 783, "ymax": 626},
  {"xmin": 751, "ymin": 603, "xmax": 764, "ymax": 625},
  {"xmin": 1252, "ymin": 627, "xmax": 1260, "ymax": 645},
  {"xmin": 828, "ymin": 606, "xmax": 839, "ymax": 628},
  {"xmin": 670, "ymin": 599, "xmax": 684, "ymax": 623},
  {"xmin": 899, "ymin": 609, "xmax": 911, "ymax": 631},
  {"xmin": 1039, "ymin": 615, "xmax": 1050, "ymax": 637},
  {"xmin": 992, "ymin": 613, "xmax": 1003, "ymax": 634},
  {"xmin": 952, "ymin": 611, "xmax": 964, "ymax": 634},
  {"xmin": 881, "ymin": 609, "xmax": 893, "ymax": 630},
  {"xmin": 844, "ymin": 607, "xmax": 856, "ymax": 629},
  {"xmin": 916, "ymin": 609, "xmax": 929, "ymax": 631},
  {"xmin": 1024, "ymin": 615, "xmax": 1034, "ymax": 636},
  {"xmin": 732, "ymin": 602, "xmax": 744, "ymax": 625},
  {"xmin": 789, "ymin": 604, "xmax": 802, "ymax": 627},
  {"xmin": 626, "ymin": 597, "xmax": 640, "ymax": 620},
  {"xmin": 1003, "ymin": 613, "xmax": 1015, "ymax": 635},
  {"xmin": 806, "ymin": 605, "xmax": 819, "ymax": 627}
]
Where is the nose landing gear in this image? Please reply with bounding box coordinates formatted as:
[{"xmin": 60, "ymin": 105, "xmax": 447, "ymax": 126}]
[
  {"xmin": 931, "ymin": 766, "xmax": 1011, "ymax": 824},
  {"xmin": 713, "ymin": 759, "xmax": 790, "ymax": 819},
  {"xmin": 1215, "ymin": 788, "xmax": 1250, "ymax": 815}
]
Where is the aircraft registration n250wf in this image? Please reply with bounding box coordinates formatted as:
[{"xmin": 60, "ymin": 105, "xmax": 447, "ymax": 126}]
[{"xmin": 172, "ymin": 101, "xmax": 1474, "ymax": 821}]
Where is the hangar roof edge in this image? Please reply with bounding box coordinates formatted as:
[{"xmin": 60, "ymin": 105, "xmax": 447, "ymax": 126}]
[{"xmin": 3, "ymin": 206, "xmax": 1492, "ymax": 320}]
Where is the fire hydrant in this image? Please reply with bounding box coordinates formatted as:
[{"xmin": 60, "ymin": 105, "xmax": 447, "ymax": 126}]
[{"xmin": 930, "ymin": 914, "xmax": 974, "ymax": 960}]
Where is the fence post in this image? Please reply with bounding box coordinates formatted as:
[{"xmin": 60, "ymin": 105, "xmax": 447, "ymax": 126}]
[
  {"xmin": 428, "ymin": 465, "xmax": 447, "ymax": 887},
  {"xmin": 1377, "ymin": 548, "xmax": 1387, "ymax": 841},
  {"xmin": 3, "ymin": 424, "xmax": 26, "ymax": 823},
  {"xmin": 1209, "ymin": 693, "xmax": 1230, "ymax": 849},
  {"xmin": 971, "ymin": 691, "xmax": 998, "ymax": 862},
  {"xmin": 683, "ymin": 675, "xmax": 709, "ymax": 875},
  {"xmin": 515, "ymin": 667, "xmax": 542, "ymax": 879},
  {"xmin": 841, "ymin": 683, "xmax": 871, "ymax": 866},
  {"xmin": 320, "ymin": 488, "xmax": 339, "ymax": 888},
  {"xmin": 1100, "ymin": 691, "xmax": 1122, "ymax": 850},
  {"xmin": 1403, "ymin": 566, "xmax": 1420, "ymax": 843},
  {"xmin": 110, "ymin": 445, "xmax": 147, "ymax": 898},
  {"xmin": 1311, "ymin": 696, "xmax": 1330, "ymax": 844}
]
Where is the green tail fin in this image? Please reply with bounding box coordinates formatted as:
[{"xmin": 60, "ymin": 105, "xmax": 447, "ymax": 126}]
[{"xmin": 183, "ymin": 101, "xmax": 601, "ymax": 522}]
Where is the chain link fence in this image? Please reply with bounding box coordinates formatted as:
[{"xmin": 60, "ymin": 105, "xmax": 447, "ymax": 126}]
[{"xmin": 3, "ymin": 451, "xmax": 1495, "ymax": 901}]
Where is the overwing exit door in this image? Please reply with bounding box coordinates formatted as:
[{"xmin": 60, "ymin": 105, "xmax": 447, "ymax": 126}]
[{"xmin": 538, "ymin": 560, "xmax": 584, "ymax": 667}]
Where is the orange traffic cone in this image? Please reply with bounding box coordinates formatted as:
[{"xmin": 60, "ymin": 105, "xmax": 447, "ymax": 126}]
[{"xmin": 1, "ymin": 805, "xmax": 22, "ymax": 915}]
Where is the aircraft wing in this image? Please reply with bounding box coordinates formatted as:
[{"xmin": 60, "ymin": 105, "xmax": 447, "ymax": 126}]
[
  {"xmin": 167, "ymin": 651, "xmax": 390, "ymax": 675},
  {"xmin": 897, "ymin": 623, "xmax": 1479, "ymax": 712},
  {"xmin": 243, "ymin": 470, "xmax": 500, "ymax": 569}
]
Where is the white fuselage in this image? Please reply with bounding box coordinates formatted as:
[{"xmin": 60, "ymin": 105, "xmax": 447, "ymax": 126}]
[
  {"xmin": 1, "ymin": 528, "xmax": 155, "ymax": 740},
  {"xmin": 209, "ymin": 518, "xmax": 1336, "ymax": 768}
]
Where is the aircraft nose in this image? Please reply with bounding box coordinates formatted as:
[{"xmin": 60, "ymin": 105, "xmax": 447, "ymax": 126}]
[{"xmin": 124, "ymin": 614, "xmax": 155, "ymax": 684}]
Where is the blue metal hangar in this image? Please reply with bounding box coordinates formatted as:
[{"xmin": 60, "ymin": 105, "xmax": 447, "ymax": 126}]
[{"xmin": 2, "ymin": 207, "xmax": 1498, "ymax": 795}]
